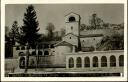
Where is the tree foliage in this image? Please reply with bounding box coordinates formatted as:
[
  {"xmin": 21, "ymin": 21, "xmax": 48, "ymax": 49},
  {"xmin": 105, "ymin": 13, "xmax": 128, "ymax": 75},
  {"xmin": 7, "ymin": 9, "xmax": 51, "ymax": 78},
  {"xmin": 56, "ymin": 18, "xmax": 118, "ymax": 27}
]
[
  {"xmin": 5, "ymin": 26, "xmax": 10, "ymax": 41},
  {"xmin": 46, "ymin": 23, "xmax": 55, "ymax": 41},
  {"xmin": 60, "ymin": 28, "xmax": 65, "ymax": 36},
  {"xmin": 5, "ymin": 23, "xmax": 19, "ymax": 58},
  {"xmin": 80, "ymin": 24, "xmax": 86, "ymax": 31},
  {"xmin": 21, "ymin": 5, "xmax": 40, "ymax": 46},
  {"xmin": 89, "ymin": 13, "xmax": 104, "ymax": 29},
  {"xmin": 9, "ymin": 21, "xmax": 20, "ymax": 45},
  {"xmin": 96, "ymin": 33, "xmax": 124, "ymax": 50}
]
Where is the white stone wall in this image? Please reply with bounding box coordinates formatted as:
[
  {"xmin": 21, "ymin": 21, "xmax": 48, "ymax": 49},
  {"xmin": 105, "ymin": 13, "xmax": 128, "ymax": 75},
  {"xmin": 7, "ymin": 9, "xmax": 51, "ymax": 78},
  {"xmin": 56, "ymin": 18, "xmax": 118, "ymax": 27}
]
[
  {"xmin": 65, "ymin": 12, "xmax": 80, "ymax": 36},
  {"xmin": 28, "ymin": 56, "xmax": 36, "ymax": 67},
  {"xmin": 13, "ymin": 46, "xmax": 26, "ymax": 58},
  {"xmin": 66, "ymin": 50, "xmax": 124, "ymax": 73},
  {"xmin": 5, "ymin": 59, "xmax": 19, "ymax": 73},
  {"xmin": 65, "ymin": 22, "xmax": 80, "ymax": 36},
  {"xmin": 63, "ymin": 34, "xmax": 78, "ymax": 46},
  {"xmin": 13, "ymin": 44, "xmax": 57, "ymax": 65},
  {"xmin": 80, "ymin": 36, "xmax": 103, "ymax": 47},
  {"xmin": 53, "ymin": 46, "xmax": 72, "ymax": 66}
]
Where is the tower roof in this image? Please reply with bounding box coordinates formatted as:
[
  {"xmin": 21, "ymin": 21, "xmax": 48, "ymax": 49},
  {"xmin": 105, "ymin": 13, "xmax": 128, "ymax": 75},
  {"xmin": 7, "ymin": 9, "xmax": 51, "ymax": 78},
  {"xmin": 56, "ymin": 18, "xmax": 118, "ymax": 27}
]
[
  {"xmin": 54, "ymin": 41, "xmax": 75, "ymax": 47},
  {"xmin": 62, "ymin": 33, "xmax": 78, "ymax": 38},
  {"xmin": 65, "ymin": 12, "xmax": 81, "ymax": 22},
  {"xmin": 65, "ymin": 12, "xmax": 80, "ymax": 17}
]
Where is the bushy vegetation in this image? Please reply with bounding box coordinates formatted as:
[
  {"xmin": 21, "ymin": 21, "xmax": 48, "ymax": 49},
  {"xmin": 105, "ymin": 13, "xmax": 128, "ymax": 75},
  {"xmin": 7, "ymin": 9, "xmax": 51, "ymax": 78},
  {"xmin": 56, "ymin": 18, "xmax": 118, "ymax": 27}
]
[{"xmin": 96, "ymin": 33, "xmax": 124, "ymax": 51}]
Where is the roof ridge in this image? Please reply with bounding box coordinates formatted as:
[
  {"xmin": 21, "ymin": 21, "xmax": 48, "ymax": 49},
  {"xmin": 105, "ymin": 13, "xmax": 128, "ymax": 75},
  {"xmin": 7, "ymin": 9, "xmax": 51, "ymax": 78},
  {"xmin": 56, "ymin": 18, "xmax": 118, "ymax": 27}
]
[
  {"xmin": 62, "ymin": 33, "xmax": 78, "ymax": 37},
  {"xmin": 65, "ymin": 12, "xmax": 80, "ymax": 17},
  {"xmin": 54, "ymin": 40, "xmax": 75, "ymax": 47}
]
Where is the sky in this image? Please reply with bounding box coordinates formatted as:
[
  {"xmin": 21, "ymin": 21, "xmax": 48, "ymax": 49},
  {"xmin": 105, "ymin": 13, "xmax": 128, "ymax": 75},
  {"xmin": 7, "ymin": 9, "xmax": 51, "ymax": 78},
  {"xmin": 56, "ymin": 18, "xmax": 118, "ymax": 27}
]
[{"xmin": 5, "ymin": 4, "xmax": 124, "ymax": 34}]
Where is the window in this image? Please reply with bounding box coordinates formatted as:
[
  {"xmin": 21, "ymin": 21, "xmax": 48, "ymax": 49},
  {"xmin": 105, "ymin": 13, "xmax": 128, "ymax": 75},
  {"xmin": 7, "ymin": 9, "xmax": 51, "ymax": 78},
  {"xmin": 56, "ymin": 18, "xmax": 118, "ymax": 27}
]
[
  {"xmin": 44, "ymin": 51, "xmax": 49, "ymax": 56},
  {"xmin": 110, "ymin": 55, "xmax": 116, "ymax": 67},
  {"xmin": 21, "ymin": 46, "xmax": 25, "ymax": 50},
  {"xmin": 16, "ymin": 46, "xmax": 20, "ymax": 50},
  {"xmin": 101, "ymin": 56, "xmax": 107, "ymax": 67},
  {"xmin": 19, "ymin": 52, "xmax": 24, "ymax": 56},
  {"xmin": 76, "ymin": 57, "xmax": 82, "ymax": 68},
  {"xmin": 32, "ymin": 45, "xmax": 36, "ymax": 49},
  {"xmin": 50, "ymin": 44, "xmax": 54, "ymax": 48},
  {"xmin": 26, "ymin": 46, "xmax": 30, "ymax": 49},
  {"xmin": 84, "ymin": 57, "xmax": 90, "ymax": 67},
  {"xmin": 30, "ymin": 59, "xmax": 35, "ymax": 67},
  {"xmin": 70, "ymin": 37, "xmax": 71, "ymax": 39},
  {"xmin": 32, "ymin": 51, "xmax": 36, "ymax": 55},
  {"xmin": 93, "ymin": 56, "xmax": 98, "ymax": 67},
  {"xmin": 38, "ymin": 51, "xmax": 42, "ymax": 55},
  {"xmin": 38, "ymin": 45, "xmax": 43, "ymax": 49},
  {"xmin": 71, "ymin": 26, "xmax": 73, "ymax": 30},
  {"xmin": 44, "ymin": 44, "xmax": 49, "ymax": 48},
  {"xmin": 19, "ymin": 57, "xmax": 25, "ymax": 68},
  {"xmin": 69, "ymin": 57, "xmax": 74, "ymax": 68},
  {"xmin": 119, "ymin": 55, "xmax": 124, "ymax": 66},
  {"xmin": 69, "ymin": 16, "xmax": 76, "ymax": 22}
]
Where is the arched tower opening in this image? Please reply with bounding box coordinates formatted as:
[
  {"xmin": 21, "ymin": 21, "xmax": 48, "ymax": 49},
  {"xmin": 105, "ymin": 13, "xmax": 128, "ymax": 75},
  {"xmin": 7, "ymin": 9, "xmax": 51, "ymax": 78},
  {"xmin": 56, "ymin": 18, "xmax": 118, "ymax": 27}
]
[{"xmin": 69, "ymin": 16, "xmax": 76, "ymax": 22}]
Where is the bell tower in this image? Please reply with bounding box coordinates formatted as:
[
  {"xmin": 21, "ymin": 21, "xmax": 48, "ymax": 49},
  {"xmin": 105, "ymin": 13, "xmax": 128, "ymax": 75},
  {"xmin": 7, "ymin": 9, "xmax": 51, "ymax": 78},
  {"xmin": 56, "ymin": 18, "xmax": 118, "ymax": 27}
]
[{"xmin": 65, "ymin": 12, "xmax": 81, "ymax": 36}]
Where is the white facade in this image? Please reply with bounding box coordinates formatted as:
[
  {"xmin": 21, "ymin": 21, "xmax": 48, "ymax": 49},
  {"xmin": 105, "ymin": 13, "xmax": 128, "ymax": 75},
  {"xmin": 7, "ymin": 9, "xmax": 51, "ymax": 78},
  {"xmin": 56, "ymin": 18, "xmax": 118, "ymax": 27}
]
[
  {"xmin": 80, "ymin": 36, "xmax": 103, "ymax": 47},
  {"xmin": 65, "ymin": 12, "xmax": 80, "ymax": 36},
  {"xmin": 53, "ymin": 46, "xmax": 72, "ymax": 66},
  {"xmin": 66, "ymin": 50, "xmax": 124, "ymax": 73},
  {"xmin": 63, "ymin": 33, "xmax": 78, "ymax": 46}
]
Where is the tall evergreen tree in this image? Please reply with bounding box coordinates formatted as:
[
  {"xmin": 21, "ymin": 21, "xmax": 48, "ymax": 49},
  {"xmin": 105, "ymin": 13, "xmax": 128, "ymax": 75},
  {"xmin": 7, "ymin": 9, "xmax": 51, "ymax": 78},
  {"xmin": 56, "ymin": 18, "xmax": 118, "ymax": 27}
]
[
  {"xmin": 9, "ymin": 21, "xmax": 20, "ymax": 45},
  {"xmin": 21, "ymin": 5, "xmax": 40, "ymax": 46}
]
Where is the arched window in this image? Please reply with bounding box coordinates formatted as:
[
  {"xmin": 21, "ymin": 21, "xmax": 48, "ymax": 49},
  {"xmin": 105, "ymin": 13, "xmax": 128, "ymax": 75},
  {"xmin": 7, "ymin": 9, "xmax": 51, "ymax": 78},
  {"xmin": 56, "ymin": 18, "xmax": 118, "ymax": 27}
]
[
  {"xmin": 16, "ymin": 46, "xmax": 20, "ymax": 50},
  {"xmin": 26, "ymin": 46, "xmax": 30, "ymax": 49},
  {"xmin": 19, "ymin": 52, "xmax": 24, "ymax": 56},
  {"xmin": 101, "ymin": 56, "xmax": 107, "ymax": 67},
  {"xmin": 69, "ymin": 16, "xmax": 76, "ymax": 22},
  {"xmin": 93, "ymin": 56, "xmax": 98, "ymax": 67},
  {"xmin": 119, "ymin": 55, "xmax": 124, "ymax": 66},
  {"xmin": 30, "ymin": 59, "xmax": 35, "ymax": 67},
  {"xmin": 50, "ymin": 44, "xmax": 54, "ymax": 48},
  {"xmin": 31, "ymin": 45, "xmax": 36, "ymax": 49},
  {"xmin": 19, "ymin": 57, "xmax": 25, "ymax": 68},
  {"xmin": 44, "ymin": 51, "xmax": 49, "ymax": 56},
  {"xmin": 32, "ymin": 51, "xmax": 36, "ymax": 55},
  {"xmin": 38, "ymin": 45, "xmax": 42, "ymax": 49},
  {"xmin": 110, "ymin": 55, "xmax": 116, "ymax": 67},
  {"xmin": 84, "ymin": 57, "xmax": 90, "ymax": 67},
  {"xmin": 69, "ymin": 57, "xmax": 74, "ymax": 68},
  {"xmin": 44, "ymin": 44, "xmax": 49, "ymax": 48},
  {"xmin": 21, "ymin": 46, "xmax": 25, "ymax": 50},
  {"xmin": 38, "ymin": 51, "xmax": 42, "ymax": 55},
  {"xmin": 76, "ymin": 57, "xmax": 82, "ymax": 68}
]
